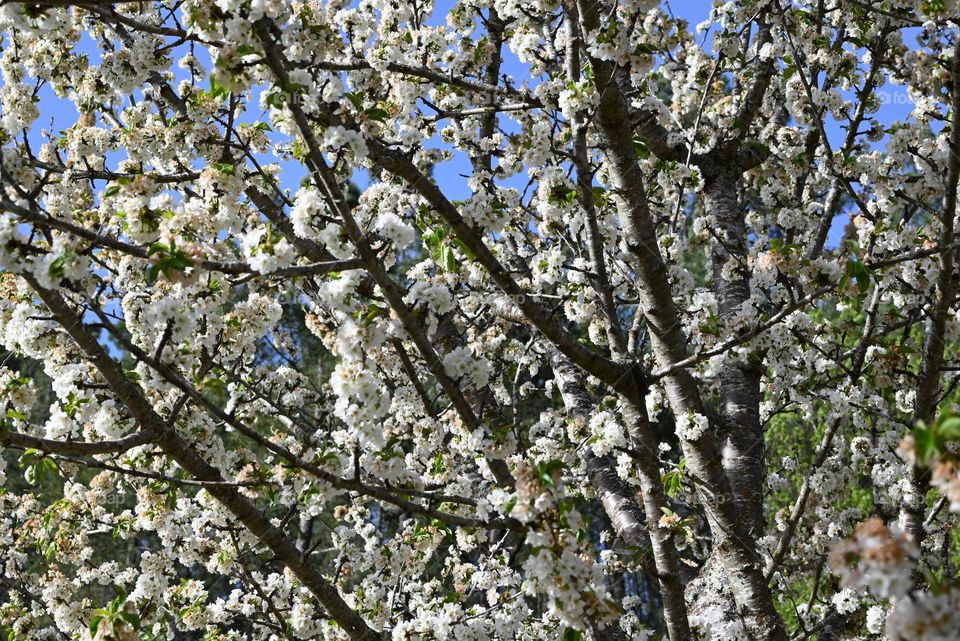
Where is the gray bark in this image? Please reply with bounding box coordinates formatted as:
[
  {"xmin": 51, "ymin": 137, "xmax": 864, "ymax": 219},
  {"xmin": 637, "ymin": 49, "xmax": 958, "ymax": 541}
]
[
  {"xmin": 576, "ymin": 7, "xmax": 787, "ymax": 638},
  {"xmin": 704, "ymin": 170, "xmax": 765, "ymax": 538}
]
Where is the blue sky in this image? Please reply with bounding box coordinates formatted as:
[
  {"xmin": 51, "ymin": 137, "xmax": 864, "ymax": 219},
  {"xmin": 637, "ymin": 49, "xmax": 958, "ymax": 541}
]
[{"xmin": 17, "ymin": 0, "xmax": 917, "ymax": 247}]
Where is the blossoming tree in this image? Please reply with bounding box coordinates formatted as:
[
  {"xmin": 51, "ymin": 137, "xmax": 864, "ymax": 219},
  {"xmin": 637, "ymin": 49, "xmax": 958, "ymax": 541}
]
[{"xmin": 1, "ymin": 0, "xmax": 960, "ymax": 639}]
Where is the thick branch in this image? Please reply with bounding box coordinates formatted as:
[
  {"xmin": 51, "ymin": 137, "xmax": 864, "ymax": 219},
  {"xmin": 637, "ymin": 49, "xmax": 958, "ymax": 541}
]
[
  {"xmin": 21, "ymin": 274, "xmax": 381, "ymax": 641},
  {"xmin": 0, "ymin": 428, "xmax": 152, "ymax": 456},
  {"xmin": 901, "ymin": 36, "xmax": 960, "ymax": 544}
]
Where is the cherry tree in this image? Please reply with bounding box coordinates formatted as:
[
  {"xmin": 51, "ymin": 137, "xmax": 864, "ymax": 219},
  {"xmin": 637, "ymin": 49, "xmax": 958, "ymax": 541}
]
[{"xmin": 1, "ymin": 0, "xmax": 959, "ymax": 640}]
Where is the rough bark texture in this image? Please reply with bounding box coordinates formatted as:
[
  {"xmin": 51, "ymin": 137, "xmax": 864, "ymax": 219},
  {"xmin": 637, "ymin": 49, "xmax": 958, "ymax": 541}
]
[
  {"xmin": 577, "ymin": 4, "xmax": 787, "ymax": 638},
  {"xmin": 6, "ymin": 5, "xmax": 960, "ymax": 641},
  {"xmin": 704, "ymin": 170, "xmax": 765, "ymax": 538},
  {"xmin": 263, "ymin": 5, "xmax": 786, "ymax": 639},
  {"xmin": 618, "ymin": 399, "xmax": 695, "ymax": 641}
]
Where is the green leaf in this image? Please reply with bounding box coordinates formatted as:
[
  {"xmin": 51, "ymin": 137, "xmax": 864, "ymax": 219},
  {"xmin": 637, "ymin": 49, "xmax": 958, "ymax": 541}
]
[
  {"xmin": 363, "ymin": 305, "xmax": 387, "ymax": 325},
  {"xmin": 364, "ymin": 107, "xmax": 390, "ymax": 122},
  {"xmin": 422, "ymin": 228, "xmax": 459, "ymax": 272},
  {"xmin": 344, "ymin": 92, "xmax": 365, "ymax": 111},
  {"xmin": 422, "ymin": 228, "xmax": 444, "ymax": 254},
  {"xmin": 548, "ymin": 184, "xmax": 577, "ymax": 206},
  {"xmin": 432, "ymin": 451, "xmax": 445, "ymax": 475},
  {"xmin": 451, "ymin": 237, "xmax": 475, "ymax": 260},
  {"xmin": 561, "ymin": 627, "xmax": 584, "ymax": 641},
  {"xmin": 89, "ymin": 614, "xmax": 104, "ymax": 637},
  {"xmin": 842, "ymin": 259, "xmax": 872, "ymax": 295},
  {"xmin": 633, "ymin": 137, "xmax": 650, "ymax": 159},
  {"xmin": 265, "ymin": 91, "xmax": 287, "ymax": 108},
  {"xmin": 662, "ymin": 470, "xmax": 683, "ymax": 497},
  {"xmin": 148, "ymin": 242, "xmax": 169, "ymax": 257},
  {"xmin": 19, "ymin": 448, "xmax": 41, "ymax": 465},
  {"xmin": 535, "ymin": 459, "xmax": 567, "ymax": 488},
  {"xmin": 120, "ymin": 610, "xmax": 139, "ymax": 629},
  {"xmin": 164, "ymin": 485, "xmax": 178, "ymax": 510},
  {"xmin": 439, "ymin": 243, "xmax": 458, "ymax": 273},
  {"xmin": 911, "ymin": 410, "xmax": 960, "ymax": 466},
  {"xmin": 209, "ymin": 76, "xmax": 229, "ymax": 100},
  {"xmin": 145, "ymin": 240, "xmax": 193, "ymax": 283},
  {"xmin": 938, "ymin": 416, "xmax": 960, "ymax": 441},
  {"xmin": 912, "ymin": 422, "xmax": 941, "ymax": 464},
  {"xmin": 47, "ymin": 255, "xmax": 67, "ymax": 280}
]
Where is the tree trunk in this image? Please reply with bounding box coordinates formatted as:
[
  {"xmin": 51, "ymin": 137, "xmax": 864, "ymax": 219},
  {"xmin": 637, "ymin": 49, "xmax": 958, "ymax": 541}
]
[
  {"xmin": 704, "ymin": 170, "xmax": 765, "ymax": 538},
  {"xmin": 552, "ymin": 354, "xmax": 692, "ymax": 641}
]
